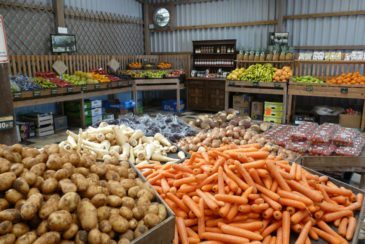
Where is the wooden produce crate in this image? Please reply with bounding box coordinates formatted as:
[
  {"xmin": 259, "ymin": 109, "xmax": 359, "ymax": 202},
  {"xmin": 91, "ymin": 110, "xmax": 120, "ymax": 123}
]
[
  {"xmin": 94, "ymin": 83, "xmax": 109, "ymax": 90},
  {"xmin": 12, "ymin": 91, "xmax": 33, "ymax": 100},
  {"xmin": 129, "ymin": 162, "xmax": 175, "ymax": 244}
]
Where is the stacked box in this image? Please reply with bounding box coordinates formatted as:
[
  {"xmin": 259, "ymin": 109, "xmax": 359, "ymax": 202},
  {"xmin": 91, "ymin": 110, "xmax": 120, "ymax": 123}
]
[
  {"xmin": 251, "ymin": 101, "xmax": 263, "ymax": 120},
  {"xmin": 232, "ymin": 95, "xmax": 251, "ymax": 116},
  {"xmin": 20, "ymin": 112, "xmax": 54, "ymax": 137},
  {"xmin": 65, "ymin": 100, "xmax": 103, "ymax": 127},
  {"xmin": 264, "ymin": 101, "xmax": 283, "ymax": 124}
]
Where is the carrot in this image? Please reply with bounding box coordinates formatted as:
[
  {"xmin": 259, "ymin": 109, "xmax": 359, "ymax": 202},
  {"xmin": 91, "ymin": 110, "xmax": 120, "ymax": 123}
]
[
  {"xmin": 176, "ymin": 217, "xmax": 189, "ymax": 244},
  {"xmin": 187, "ymin": 226, "xmax": 200, "ymax": 239},
  {"xmin": 235, "ymin": 161, "xmax": 257, "ymax": 191},
  {"xmin": 200, "ymin": 241, "xmax": 224, "ymax": 244},
  {"xmin": 262, "ymin": 235, "xmax": 271, "ymax": 244},
  {"xmin": 286, "ymin": 206, "xmax": 295, "ymax": 215},
  {"xmin": 261, "ymin": 222, "xmax": 281, "ymax": 237},
  {"xmin": 254, "ymin": 198, "xmax": 264, "ymax": 204},
  {"xmin": 204, "ymin": 227, "xmax": 223, "ymax": 233},
  {"xmin": 223, "ymin": 172, "xmax": 239, "ymax": 193},
  {"xmin": 179, "ymin": 184, "xmax": 196, "ymax": 193},
  {"xmin": 277, "ymin": 190, "xmax": 313, "ymax": 206},
  {"xmin": 321, "ymin": 184, "xmax": 352, "ymax": 196},
  {"xmin": 230, "ymin": 221, "xmax": 264, "ymax": 231},
  {"xmin": 292, "ymin": 224, "xmax": 303, "ymax": 233},
  {"xmin": 218, "ymin": 167, "xmax": 225, "ymax": 194},
  {"xmin": 314, "ymin": 210, "xmax": 324, "ymax": 219},
  {"xmin": 295, "ymin": 220, "xmax": 312, "ymax": 244},
  {"xmin": 184, "ymin": 219, "xmax": 198, "ymax": 227},
  {"xmin": 219, "ymin": 223, "xmax": 263, "ymax": 241},
  {"xmin": 173, "ymin": 224, "xmax": 179, "ymax": 244},
  {"xmin": 245, "ymin": 151, "xmax": 269, "ymax": 159},
  {"xmin": 322, "ymin": 210, "xmax": 352, "ymax": 222},
  {"xmin": 270, "ymin": 180, "xmax": 278, "ymax": 192},
  {"xmin": 249, "ymin": 168, "xmax": 265, "ymax": 186},
  {"xmin": 206, "ymin": 218, "xmax": 225, "ymax": 227},
  {"xmin": 238, "ymin": 205, "xmax": 251, "ymax": 213},
  {"xmin": 332, "ymin": 196, "xmax": 348, "ymax": 205},
  {"xmin": 338, "ymin": 218, "xmax": 348, "ymax": 237},
  {"xmin": 166, "ymin": 193, "xmax": 189, "ymax": 212},
  {"xmin": 273, "ymin": 210, "xmax": 282, "ymax": 220},
  {"xmin": 198, "ymin": 173, "xmax": 218, "ymax": 187},
  {"xmin": 262, "ymin": 208, "xmax": 273, "ymax": 219},
  {"xmin": 198, "ymin": 198, "xmax": 205, "ymax": 238},
  {"xmin": 256, "ymin": 184, "xmax": 280, "ymax": 201},
  {"xmin": 266, "ymin": 160, "xmax": 291, "ymax": 191},
  {"xmin": 308, "ymin": 229, "xmax": 318, "ymax": 241},
  {"xmin": 160, "ymin": 178, "xmax": 170, "ymax": 193},
  {"xmin": 279, "ymin": 198, "xmax": 306, "ymax": 210},
  {"xmin": 304, "ymin": 237, "xmax": 311, "ymax": 244},
  {"xmin": 248, "ymin": 194, "xmax": 260, "ymax": 200},
  {"xmin": 289, "ymin": 163, "xmax": 296, "ymax": 179},
  {"xmin": 219, "ymin": 202, "xmax": 231, "ymax": 217},
  {"xmin": 205, "ymin": 192, "xmax": 225, "ymax": 207},
  {"xmin": 182, "ymin": 195, "xmax": 202, "ymax": 218},
  {"xmin": 295, "ymin": 164, "xmax": 302, "ymax": 181},
  {"xmin": 173, "ymin": 164, "xmax": 194, "ymax": 174},
  {"xmin": 196, "ymin": 189, "xmax": 219, "ymax": 211},
  {"xmin": 215, "ymin": 194, "xmax": 248, "ymax": 205},
  {"xmin": 226, "ymin": 204, "xmax": 239, "ymax": 221},
  {"xmin": 262, "ymin": 176, "xmax": 273, "ymax": 189},
  {"xmin": 261, "ymin": 194, "xmax": 282, "ymax": 211},
  {"xmin": 312, "ymin": 227, "xmax": 341, "ymax": 243},
  {"xmin": 282, "ymin": 211, "xmax": 291, "ymax": 244},
  {"xmin": 334, "ymin": 218, "xmax": 341, "ymax": 227},
  {"xmin": 224, "ymin": 163, "xmax": 249, "ymax": 191},
  {"xmin": 317, "ymin": 220, "xmax": 347, "ymax": 243},
  {"xmin": 251, "ymin": 203, "xmax": 269, "ymax": 213},
  {"xmin": 346, "ymin": 216, "xmax": 356, "ymax": 241},
  {"xmin": 173, "ymin": 176, "xmax": 196, "ymax": 187},
  {"xmin": 287, "ymin": 180, "xmax": 323, "ymax": 202},
  {"xmin": 187, "ymin": 237, "xmax": 200, "ymax": 243},
  {"xmin": 201, "ymin": 232, "xmax": 249, "ymax": 244}
]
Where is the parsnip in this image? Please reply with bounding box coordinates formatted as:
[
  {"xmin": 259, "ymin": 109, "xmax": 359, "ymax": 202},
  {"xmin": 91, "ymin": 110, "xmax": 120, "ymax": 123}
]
[
  {"xmin": 145, "ymin": 144, "xmax": 154, "ymax": 160},
  {"xmin": 177, "ymin": 151, "xmax": 185, "ymax": 159},
  {"xmin": 154, "ymin": 133, "xmax": 171, "ymax": 146},
  {"xmin": 119, "ymin": 143, "xmax": 130, "ymax": 161},
  {"xmin": 113, "ymin": 127, "xmax": 128, "ymax": 146},
  {"xmin": 151, "ymin": 153, "xmax": 177, "ymax": 162},
  {"xmin": 129, "ymin": 147, "xmax": 135, "ymax": 164},
  {"xmin": 129, "ymin": 130, "xmax": 144, "ymax": 147}
]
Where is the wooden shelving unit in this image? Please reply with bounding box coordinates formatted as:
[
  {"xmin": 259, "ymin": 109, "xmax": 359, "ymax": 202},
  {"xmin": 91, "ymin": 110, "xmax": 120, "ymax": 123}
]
[{"xmin": 225, "ymin": 80, "xmax": 288, "ymax": 123}]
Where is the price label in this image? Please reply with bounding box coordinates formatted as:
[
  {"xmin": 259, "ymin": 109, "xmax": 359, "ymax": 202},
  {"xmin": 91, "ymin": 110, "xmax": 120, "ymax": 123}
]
[
  {"xmin": 95, "ymin": 84, "xmax": 101, "ymax": 89},
  {"xmin": 340, "ymin": 87, "xmax": 348, "ymax": 94},
  {"xmin": 274, "ymin": 83, "xmax": 282, "ymax": 88},
  {"xmin": 0, "ymin": 116, "xmax": 14, "ymax": 131},
  {"xmin": 51, "ymin": 89, "xmax": 58, "ymax": 95},
  {"xmin": 252, "ymin": 81, "xmax": 260, "ymax": 87},
  {"xmin": 107, "ymin": 83, "xmax": 113, "ymax": 88},
  {"xmin": 67, "ymin": 87, "xmax": 73, "ymax": 92},
  {"xmin": 305, "ymin": 86, "xmax": 313, "ymax": 92},
  {"xmin": 81, "ymin": 86, "xmax": 87, "ymax": 91},
  {"xmin": 33, "ymin": 90, "xmax": 41, "ymax": 97},
  {"xmin": 13, "ymin": 92, "xmax": 21, "ymax": 99}
]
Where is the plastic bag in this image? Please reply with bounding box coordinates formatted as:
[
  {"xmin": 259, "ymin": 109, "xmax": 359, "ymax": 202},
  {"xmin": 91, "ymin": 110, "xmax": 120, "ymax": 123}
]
[
  {"xmin": 285, "ymin": 141, "xmax": 310, "ymax": 154},
  {"xmin": 308, "ymin": 143, "xmax": 336, "ymax": 156},
  {"xmin": 335, "ymin": 136, "xmax": 365, "ymax": 156},
  {"xmin": 332, "ymin": 127, "xmax": 359, "ymax": 146},
  {"xmin": 309, "ymin": 123, "xmax": 339, "ymax": 145},
  {"xmin": 290, "ymin": 122, "xmax": 318, "ymax": 141}
]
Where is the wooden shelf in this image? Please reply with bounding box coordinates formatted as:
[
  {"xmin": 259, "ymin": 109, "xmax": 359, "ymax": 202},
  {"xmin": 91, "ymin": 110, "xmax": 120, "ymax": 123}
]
[
  {"xmin": 186, "ymin": 77, "xmax": 226, "ymax": 81},
  {"xmin": 236, "ymin": 60, "xmax": 294, "ymax": 63},
  {"xmin": 294, "ymin": 60, "xmax": 365, "ymax": 64},
  {"xmin": 194, "ymin": 64, "xmax": 234, "ymax": 68},
  {"xmin": 193, "ymin": 53, "xmax": 236, "ymax": 56}
]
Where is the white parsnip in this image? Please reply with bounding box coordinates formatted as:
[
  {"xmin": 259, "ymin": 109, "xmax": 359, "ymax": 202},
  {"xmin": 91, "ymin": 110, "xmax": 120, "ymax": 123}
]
[{"xmin": 154, "ymin": 133, "xmax": 171, "ymax": 146}]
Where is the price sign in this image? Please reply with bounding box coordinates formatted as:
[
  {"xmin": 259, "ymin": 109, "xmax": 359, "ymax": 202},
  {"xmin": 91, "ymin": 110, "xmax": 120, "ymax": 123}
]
[
  {"xmin": 33, "ymin": 90, "xmax": 41, "ymax": 97},
  {"xmin": 13, "ymin": 92, "xmax": 21, "ymax": 99},
  {"xmin": 252, "ymin": 81, "xmax": 260, "ymax": 87},
  {"xmin": 0, "ymin": 16, "xmax": 9, "ymax": 63},
  {"xmin": 274, "ymin": 83, "xmax": 282, "ymax": 88},
  {"xmin": 67, "ymin": 87, "xmax": 73, "ymax": 92},
  {"xmin": 51, "ymin": 89, "xmax": 58, "ymax": 95},
  {"xmin": 305, "ymin": 86, "xmax": 313, "ymax": 92},
  {"xmin": 0, "ymin": 116, "xmax": 13, "ymax": 131},
  {"xmin": 95, "ymin": 84, "xmax": 101, "ymax": 89},
  {"xmin": 340, "ymin": 87, "xmax": 348, "ymax": 94},
  {"xmin": 81, "ymin": 86, "xmax": 87, "ymax": 91}
]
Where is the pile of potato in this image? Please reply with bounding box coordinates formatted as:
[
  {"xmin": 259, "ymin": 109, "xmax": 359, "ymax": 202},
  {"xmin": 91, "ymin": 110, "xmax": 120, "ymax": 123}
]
[
  {"xmin": 178, "ymin": 123, "xmax": 298, "ymax": 161},
  {"xmin": 60, "ymin": 122, "xmax": 185, "ymax": 165},
  {"xmin": 0, "ymin": 144, "xmax": 167, "ymax": 244}
]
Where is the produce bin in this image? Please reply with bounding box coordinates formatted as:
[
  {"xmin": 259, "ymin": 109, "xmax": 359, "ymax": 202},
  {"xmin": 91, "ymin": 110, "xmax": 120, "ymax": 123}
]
[{"xmin": 129, "ymin": 162, "xmax": 175, "ymax": 244}]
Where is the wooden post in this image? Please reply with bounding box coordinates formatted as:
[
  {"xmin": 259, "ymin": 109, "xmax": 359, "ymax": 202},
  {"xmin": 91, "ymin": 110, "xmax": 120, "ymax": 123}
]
[
  {"xmin": 275, "ymin": 0, "xmax": 285, "ymax": 32},
  {"xmin": 143, "ymin": 3, "xmax": 151, "ymax": 54},
  {"xmin": 224, "ymin": 80, "xmax": 229, "ymax": 110},
  {"xmin": 0, "ymin": 63, "xmax": 17, "ymax": 145},
  {"xmin": 176, "ymin": 79, "xmax": 180, "ymax": 114},
  {"xmin": 53, "ymin": 0, "xmax": 65, "ymax": 28}
]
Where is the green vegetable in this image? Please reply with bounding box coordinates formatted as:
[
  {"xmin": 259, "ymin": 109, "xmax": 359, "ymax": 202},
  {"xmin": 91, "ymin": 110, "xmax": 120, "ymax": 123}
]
[
  {"xmin": 292, "ymin": 76, "xmax": 324, "ymax": 84},
  {"xmin": 240, "ymin": 64, "xmax": 275, "ymax": 82}
]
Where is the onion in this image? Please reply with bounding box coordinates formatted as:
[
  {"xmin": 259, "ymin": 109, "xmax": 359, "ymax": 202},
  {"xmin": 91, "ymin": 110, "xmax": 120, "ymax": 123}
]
[
  {"xmin": 233, "ymin": 139, "xmax": 240, "ymax": 145},
  {"xmin": 226, "ymin": 130, "xmax": 233, "ymax": 137}
]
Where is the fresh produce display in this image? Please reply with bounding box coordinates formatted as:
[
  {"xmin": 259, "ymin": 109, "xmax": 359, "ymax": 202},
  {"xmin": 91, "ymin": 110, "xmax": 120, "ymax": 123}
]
[
  {"xmin": 327, "ymin": 72, "xmax": 365, "ymax": 85},
  {"xmin": 292, "ymin": 76, "xmax": 324, "ymax": 84},
  {"xmin": 265, "ymin": 122, "xmax": 365, "ymax": 156},
  {"xmin": 62, "ymin": 74, "xmax": 88, "ymax": 86},
  {"xmin": 128, "ymin": 62, "xmax": 142, "ymax": 69},
  {"xmin": 141, "ymin": 70, "xmax": 168, "ymax": 79},
  {"xmin": 239, "ymin": 64, "xmax": 276, "ymax": 82},
  {"xmin": 10, "ymin": 80, "xmax": 21, "ymax": 92},
  {"xmin": 91, "ymin": 68, "xmax": 120, "ymax": 82},
  {"xmin": 74, "ymin": 71, "xmax": 99, "ymax": 84},
  {"xmin": 48, "ymin": 77, "xmax": 70, "ymax": 87},
  {"xmin": 10, "ymin": 75, "xmax": 41, "ymax": 91},
  {"xmin": 33, "ymin": 77, "xmax": 57, "ymax": 88},
  {"xmin": 123, "ymin": 70, "xmax": 182, "ymax": 79},
  {"xmin": 0, "ymin": 143, "xmax": 168, "ymax": 243},
  {"xmin": 60, "ymin": 122, "xmax": 186, "ymax": 164},
  {"xmin": 157, "ymin": 62, "xmax": 172, "ymax": 69},
  {"xmin": 115, "ymin": 114, "xmax": 197, "ymax": 142},
  {"xmin": 166, "ymin": 70, "xmax": 185, "ymax": 78},
  {"xmin": 272, "ymin": 66, "xmax": 293, "ymax": 82},
  {"xmin": 226, "ymin": 68, "xmax": 246, "ymax": 80},
  {"xmin": 140, "ymin": 144, "xmax": 363, "ymax": 243},
  {"xmin": 144, "ymin": 64, "xmax": 154, "ymax": 69}
]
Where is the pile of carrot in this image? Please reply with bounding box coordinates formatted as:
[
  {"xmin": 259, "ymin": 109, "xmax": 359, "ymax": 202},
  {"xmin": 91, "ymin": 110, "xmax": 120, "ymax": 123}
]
[{"xmin": 136, "ymin": 143, "xmax": 363, "ymax": 244}]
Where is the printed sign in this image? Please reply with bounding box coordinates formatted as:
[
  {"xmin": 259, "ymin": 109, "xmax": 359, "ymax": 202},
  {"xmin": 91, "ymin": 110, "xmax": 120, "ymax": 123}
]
[{"xmin": 0, "ymin": 16, "xmax": 8, "ymax": 63}]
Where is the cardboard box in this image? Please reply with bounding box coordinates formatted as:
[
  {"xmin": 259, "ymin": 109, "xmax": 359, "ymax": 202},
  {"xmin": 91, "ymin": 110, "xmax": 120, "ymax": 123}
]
[
  {"xmin": 265, "ymin": 110, "xmax": 283, "ymax": 118},
  {"xmin": 251, "ymin": 101, "xmax": 263, "ymax": 120},
  {"xmin": 233, "ymin": 95, "xmax": 251, "ymax": 115},
  {"xmin": 339, "ymin": 114, "xmax": 361, "ymax": 129},
  {"xmin": 85, "ymin": 115, "xmax": 103, "ymax": 126},
  {"xmin": 264, "ymin": 101, "xmax": 283, "ymax": 112},
  {"xmin": 264, "ymin": 116, "xmax": 282, "ymax": 124},
  {"xmin": 84, "ymin": 107, "xmax": 102, "ymax": 117}
]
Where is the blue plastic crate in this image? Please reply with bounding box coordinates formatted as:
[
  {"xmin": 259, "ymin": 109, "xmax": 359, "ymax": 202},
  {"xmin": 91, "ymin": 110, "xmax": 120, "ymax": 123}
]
[{"xmin": 161, "ymin": 99, "xmax": 185, "ymax": 113}]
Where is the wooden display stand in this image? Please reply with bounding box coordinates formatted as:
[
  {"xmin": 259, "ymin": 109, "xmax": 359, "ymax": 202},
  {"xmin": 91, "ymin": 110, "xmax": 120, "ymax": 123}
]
[
  {"xmin": 132, "ymin": 78, "xmax": 184, "ymax": 114},
  {"xmin": 225, "ymin": 80, "xmax": 288, "ymax": 123}
]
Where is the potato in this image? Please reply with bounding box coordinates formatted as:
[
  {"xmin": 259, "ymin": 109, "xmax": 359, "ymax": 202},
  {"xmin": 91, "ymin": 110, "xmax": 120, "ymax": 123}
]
[
  {"xmin": 88, "ymin": 228, "xmax": 102, "ymax": 244},
  {"xmin": 41, "ymin": 178, "xmax": 58, "ymax": 194},
  {"xmin": 0, "ymin": 172, "xmax": 16, "ymax": 191},
  {"xmin": 134, "ymin": 224, "xmax": 148, "ymax": 238},
  {"xmin": 99, "ymin": 220, "xmax": 112, "ymax": 233},
  {"xmin": 71, "ymin": 173, "xmax": 88, "ymax": 191},
  {"xmin": 10, "ymin": 163, "xmax": 24, "ymax": 176},
  {"xmin": 100, "ymin": 232, "xmax": 111, "ymax": 243},
  {"xmin": 85, "ymin": 185, "xmax": 104, "ymax": 198},
  {"xmin": 27, "ymin": 187, "xmax": 40, "ymax": 197},
  {"xmin": 12, "ymin": 223, "xmax": 29, "ymax": 237},
  {"xmin": 77, "ymin": 200, "xmax": 98, "ymax": 231},
  {"xmin": 0, "ymin": 158, "xmax": 10, "ymax": 173},
  {"xmin": 5, "ymin": 189, "xmax": 23, "ymax": 204},
  {"xmin": 60, "ymin": 241, "xmax": 74, "ymax": 244},
  {"xmin": 33, "ymin": 232, "xmax": 60, "ymax": 244},
  {"xmin": 144, "ymin": 213, "xmax": 160, "ymax": 228},
  {"xmin": 97, "ymin": 206, "xmax": 111, "ymax": 221},
  {"xmin": 90, "ymin": 163, "xmax": 107, "ymax": 176},
  {"xmin": 14, "ymin": 199, "xmax": 26, "ymax": 211},
  {"xmin": 63, "ymin": 223, "xmax": 79, "ymax": 240},
  {"xmin": 59, "ymin": 179, "xmax": 77, "ymax": 193},
  {"xmin": 33, "ymin": 176, "xmax": 44, "ymax": 189},
  {"xmin": 74, "ymin": 167, "xmax": 89, "ymax": 176},
  {"xmin": 46, "ymin": 154, "xmax": 63, "ymax": 170},
  {"xmin": 69, "ymin": 153, "xmax": 79, "ymax": 165},
  {"xmin": 129, "ymin": 218, "xmax": 138, "ymax": 229},
  {"xmin": 118, "ymin": 238, "xmax": 130, "ymax": 244},
  {"xmin": 132, "ymin": 206, "xmax": 145, "ymax": 220},
  {"xmin": 58, "ymin": 192, "xmax": 80, "ymax": 212},
  {"xmin": 91, "ymin": 193, "xmax": 107, "ymax": 207},
  {"xmin": 119, "ymin": 207, "xmax": 133, "ymax": 220},
  {"xmin": 48, "ymin": 210, "xmax": 73, "ymax": 231},
  {"xmin": 20, "ymin": 193, "xmax": 43, "ymax": 220},
  {"xmin": 0, "ymin": 220, "xmax": 12, "ymax": 235},
  {"xmin": 75, "ymin": 230, "xmax": 88, "ymax": 244},
  {"xmin": 120, "ymin": 179, "xmax": 136, "ymax": 190},
  {"xmin": 0, "ymin": 233, "xmax": 16, "ymax": 244},
  {"xmin": 121, "ymin": 229, "xmax": 134, "ymax": 241},
  {"xmin": 0, "ymin": 199, "xmax": 8, "ymax": 211},
  {"xmin": 137, "ymin": 189, "xmax": 154, "ymax": 201},
  {"xmin": 108, "ymin": 181, "xmax": 126, "ymax": 198},
  {"xmin": 147, "ymin": 204, "xmax": 159, "ymax": 215},
  {"xmin": 54, "ymin": 168, "xmax": 70, "ymax": 180},
  {"xmin": 128, "ymin": 186, "xmax": 141, "ymax": 198},
  {"xmin": 44, "ymin": 144, "xmax": 59, "ymax": 154},
  {"xmin": 30, "ymin": 163, "xmax": 46, "ymax": 176},
  {"xmin": 15, "ymin": 231, "xmax": 37, "ymax": 244},
  {"xmin": 107, "ymin": 195, "xmax": 122, "ymax": 207},
  {"xmin": 110, "ymin": 215, "xmax": 129, "ymax": 233},
  {"xmin": 128, "ymin": 172, "xmax": 136, "ymax": 179},
  {"xmin": 0, "ymin": 209, "xmax": 21, "ymax": 222},
  {"xmin": 36, "ymin": 220, "xmax": 48, "ymax": 235},
  {"xmin": 105, "ymin": 170, "xmax": 120, "ymax": 181},
  {"xmin": 22, "ymin": 171, "xmax": 37, "ymax": 186},
  {"xmin": 117, "ymin": 166, "xmax": 129, "ymax": 178},
  {"xmin": 39, "ymin": 195, "xmax": 60, "ymax": 219},
  {"xmin": 13, "ymin": 178, "xmax": 29, "ymax": 194},
  {"xmin": 43, "ymin": 170, "xmax": 56, "ymax": 179},
  {"xmin": 158, "ymin": 204, "xmax": 167, "ymax": 221},
  {"xmin": 137, "ymin": 197, "xmax": 151, "ymax": 208}
]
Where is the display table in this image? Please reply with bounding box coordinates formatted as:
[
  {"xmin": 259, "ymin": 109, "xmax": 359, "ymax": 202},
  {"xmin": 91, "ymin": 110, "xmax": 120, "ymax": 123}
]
[
  {"xmin": 132, "ymin": 78, "xmax": 184, "ymax": 113},
  {"xmin": 287, "ymin": 82, "xmax": 365, "ymax": 130},
  {"xmin": 225, "ymin": 80, "xmax": 288, "ymax": 123}
]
